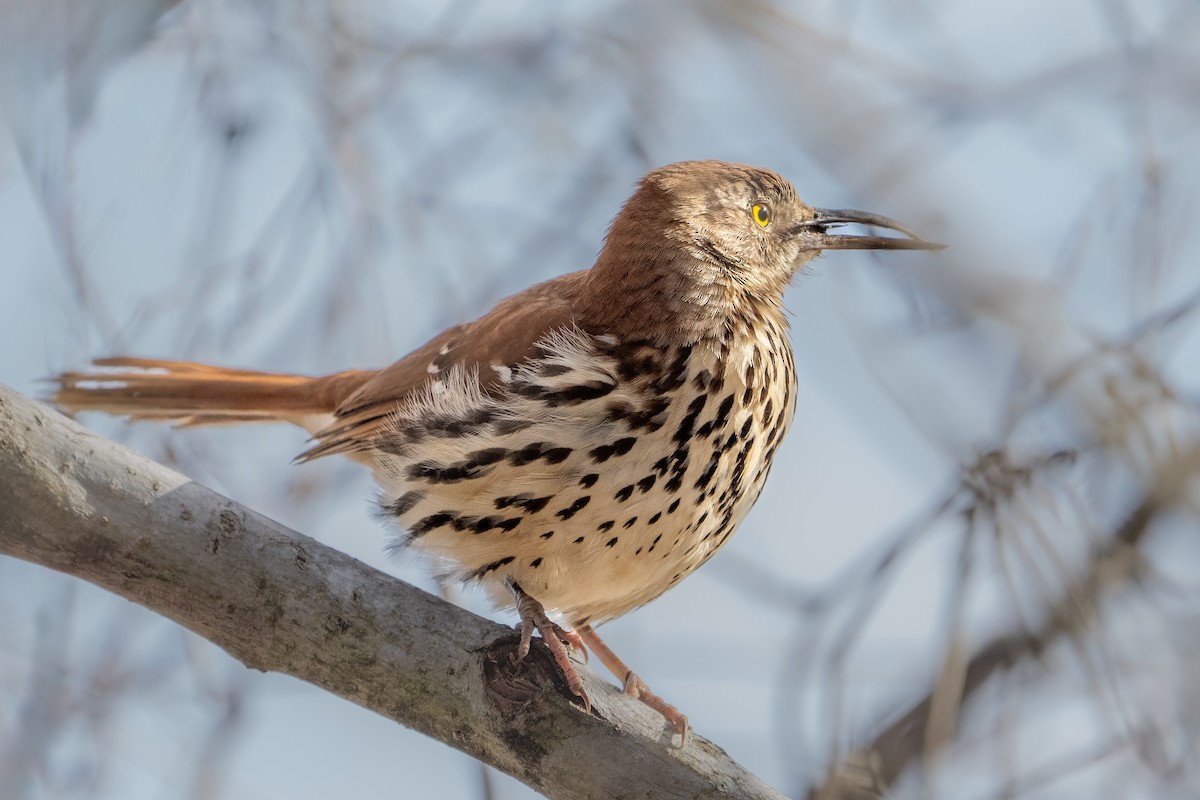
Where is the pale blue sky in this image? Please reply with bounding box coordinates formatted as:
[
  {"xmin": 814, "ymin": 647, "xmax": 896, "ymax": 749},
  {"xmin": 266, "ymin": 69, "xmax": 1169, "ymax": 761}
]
[{"xmin": 2, "ymin": 2, "xmax": 1197, "ymax": 798}]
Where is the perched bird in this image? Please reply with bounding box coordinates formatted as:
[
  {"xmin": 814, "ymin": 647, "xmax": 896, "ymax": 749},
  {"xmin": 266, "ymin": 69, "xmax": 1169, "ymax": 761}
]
[{"xmin": 53, "ymin": 160, "xmax": 942, "ymax": 743}]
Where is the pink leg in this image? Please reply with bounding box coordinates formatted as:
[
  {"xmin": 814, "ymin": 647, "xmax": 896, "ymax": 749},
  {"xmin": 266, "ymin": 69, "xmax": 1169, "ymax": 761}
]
[
  {"xmin": 510, "ymin": 582, "xmax": 590, "ymax": 714},
  {"xmin": 577, "ymin": 624, "xmax": 689, "ymax": 746}
]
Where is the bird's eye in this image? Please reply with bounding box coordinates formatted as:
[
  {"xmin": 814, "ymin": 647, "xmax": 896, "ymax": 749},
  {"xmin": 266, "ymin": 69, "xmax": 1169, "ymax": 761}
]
[{"xmin": 751, "ymin": 204, "xmax": 771, "ymax": 228}]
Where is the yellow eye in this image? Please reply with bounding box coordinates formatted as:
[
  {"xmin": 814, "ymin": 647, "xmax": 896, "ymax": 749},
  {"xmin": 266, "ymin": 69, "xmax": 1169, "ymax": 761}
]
[{"xmin": 752, "ymin": 204, "xmax": 771, "ymax": 227}]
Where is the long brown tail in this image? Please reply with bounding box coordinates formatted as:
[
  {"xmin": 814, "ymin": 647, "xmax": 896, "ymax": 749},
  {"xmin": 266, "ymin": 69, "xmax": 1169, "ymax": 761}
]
[{"xmin": 52, "ymin": 357, "xmax": 376, "ymax": 434}]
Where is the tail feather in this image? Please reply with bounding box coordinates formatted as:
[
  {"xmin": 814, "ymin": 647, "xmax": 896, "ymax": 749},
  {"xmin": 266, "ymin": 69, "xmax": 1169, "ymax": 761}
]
[{"xmin": 52, "ymin": 357, "xmax": 376, "ymax": 435}]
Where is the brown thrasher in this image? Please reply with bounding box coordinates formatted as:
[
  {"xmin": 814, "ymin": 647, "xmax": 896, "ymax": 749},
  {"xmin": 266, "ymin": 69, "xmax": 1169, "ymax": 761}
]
[{"xmin": 53, "ymin": 161, "xmax": 942, "ymax": 743}]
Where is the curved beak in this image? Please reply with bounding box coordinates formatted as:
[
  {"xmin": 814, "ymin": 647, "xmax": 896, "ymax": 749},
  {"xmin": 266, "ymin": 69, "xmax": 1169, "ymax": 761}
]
[{"xmin": 792, "ymin": 207, "xmax": 945, "ymax": 251}]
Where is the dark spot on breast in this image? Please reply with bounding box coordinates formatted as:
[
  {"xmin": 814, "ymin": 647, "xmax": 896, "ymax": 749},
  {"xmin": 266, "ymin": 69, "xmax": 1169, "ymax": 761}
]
[
  {"xmin": 530, "ymin": 557, "xmax": 543, "ymax": 568},
  {"xmin": 623, "ymin": 517, "xmax": 638, "ymax": 528},
  {"xmin": 556, "ymin": 496, "xmax": 591, "ymax": 520},
  {"xmin": 385, "ymin": 491, "xmax": 423, "ymax": 517},
  {"xmin": 509, "ymin": 443, "xmax": 548, "ymax": 466},
  {"xmin": 573, "ymin": 536, "xmax": 585, "ymax": 544},
  {"xmin": 692, "ymin": 369, "xmax": 712, "ymax": 391},
  {"xmin": 648, "ymin": 512, "xmax": 661, "ymax": 525},
  {"xmin": 579, "ymin": 473, "xmax": 600, "ymax": 488},
  {"xmin": 540, "ymin": 531, "xmax": 555, "ymax": 539},
  {"xmin": 766, "ymin": 420, "xmax": 782, "ymax": 447},
  {"xmin": 713, "ymin": 394, "xmax": 735, "ymax": 431},
  {"xmin": 512, "ymin": 380, "xmax": 545, "ymax": 400},
  {"xmin": 519, "ymin": 496, "xmax": 552, "ymax": 514},
  {"xmin": 694, "ymin": 456, "xmax": 719, "ymax": 490},
  {"xmin": 494, "ymin": 418, "xmax": 534, "ymax": 436},
  {"xmin": 739, "ymin": 417, "xmax": 753, "ymax": 439},
  {"xmin": 430, "ymin": 406, "xmax": 499, "ymax": 437},
  {"xmin": 467, "ymin": 447, "xmax": 508, "ymax": 466},
  {"xmin": 496, "ymin": 517, "xmax": 523, "ymax": 532},
  {"xmin": 635, "ymin": 547, "xmax": 643, "ymax": 555},
  {"xmin": 598, "ymin": 520, "xmax": 615, "ymax": 532},
  {"xmin": 664, "ymin": 475, "xmax": 682, "ymax": 493},
  {"xmin": 471, "ymin": 516, "xmax": 498, "ymax": 533},
  {"xmin": 407, "ymin": 462, "xmax": 474, "ymax": 483},
  {"xmin": 411, "ymin": 512, "xmax": 454, "ymax": 535},
  {"xmin": 618, "ymin": 354, "xmax": 658, "ymax": 381},
  {"xmin": 544, "ymin": 381, "xmax": 617, "ymax": 405},
  {"xmin": 540, "ymin": 363, "xmax": 571, "ymax": 377},
  {"xmin": 507, "ymin": 442, "xmax": 573, "ymax": 466},
  {"xmin": 494, "ymin": 494, "xmax": 552, "ymax": 512},
  {"xmin": 668, "ymin": 444, "xmax": 689, "ymax": 468},
  {"xmin": 637, "ymin": 474, "xmax": 657, "ymax": 493},
  {"xmin": 626, "ymin": 396, "xmax": 671, "ymax": 432},
  {"xmin": 590, "ymin": 437, "xmax": 637, "ymax": 463},
  {"xmin": 605, "ymin": 402, "xmax": 631, "ymax": 423},
  {"xmin": 674, "ymin": 394, "xmax": 708, "ymax": 443},
  {"xmin": 668, "ymin": 499, "xmax": 680, "ymax": 514},
  {"xmin": 653, "ymin": 345, "xmax": 692, "ymax": 393},
  {"xmin": 474, "ymin": 556, "xmax": 515, "ymax": 578},
  {"xmin": 605, "ymin": 537, "xmax": 619, "ymax": 548},
  {"xmin": 615, "ymin": 484, "xmax": 634, "ymax": 502}
]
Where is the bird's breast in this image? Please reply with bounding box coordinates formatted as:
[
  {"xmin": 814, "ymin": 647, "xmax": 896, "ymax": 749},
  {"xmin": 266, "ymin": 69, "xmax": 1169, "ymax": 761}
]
[{"xmin": 369, "ymin": 322, "xmax": 797, "ymax": 625}]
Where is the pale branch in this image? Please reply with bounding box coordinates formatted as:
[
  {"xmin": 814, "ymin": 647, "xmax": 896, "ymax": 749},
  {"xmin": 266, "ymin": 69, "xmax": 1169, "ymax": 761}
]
[{"xmin": 0, "ymin": 384, "xmax": 787, "ymax": 800}]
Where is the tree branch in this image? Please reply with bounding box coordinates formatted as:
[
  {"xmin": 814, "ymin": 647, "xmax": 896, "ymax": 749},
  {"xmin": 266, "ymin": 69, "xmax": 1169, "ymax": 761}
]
[
  {"xmin": 809, "ymin": 497, "xmax": 1159, "ymax": 800},
  {"xmin": 0, "ymin": 384, "xmax": 787, "ymax": 800}
]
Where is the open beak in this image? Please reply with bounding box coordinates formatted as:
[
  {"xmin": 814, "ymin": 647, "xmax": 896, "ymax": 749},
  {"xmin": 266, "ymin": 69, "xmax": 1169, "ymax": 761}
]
[{"xmin": 793, "ymin": 207, "xmax": 945, "ymax": 251}]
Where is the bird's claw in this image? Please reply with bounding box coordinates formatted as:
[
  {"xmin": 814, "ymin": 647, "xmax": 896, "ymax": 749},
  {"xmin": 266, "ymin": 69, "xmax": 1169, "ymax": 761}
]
[{"xmin": 510, "ymin": 583, "xmax": 591, "ymax": 714}]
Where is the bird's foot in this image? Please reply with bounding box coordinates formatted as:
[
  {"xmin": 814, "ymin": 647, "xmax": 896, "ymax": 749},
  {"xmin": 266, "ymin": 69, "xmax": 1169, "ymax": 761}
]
[
  {"xmin": 510, "ymin": 582, "xmax": 591, "ymax": 714},
  {"xmin": 577, "ymin": 624, "xmax": 689, "ymax": 746},
  {"xmin": 622, "ymin": 671, "xmax": 689, "ymax": 746}
]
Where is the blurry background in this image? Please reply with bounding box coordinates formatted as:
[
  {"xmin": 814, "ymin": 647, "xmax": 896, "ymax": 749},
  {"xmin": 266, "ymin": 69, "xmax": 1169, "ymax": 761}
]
[{"xmin": 1, "ymin": 1, "xmax": 1198, "ymax": 798}]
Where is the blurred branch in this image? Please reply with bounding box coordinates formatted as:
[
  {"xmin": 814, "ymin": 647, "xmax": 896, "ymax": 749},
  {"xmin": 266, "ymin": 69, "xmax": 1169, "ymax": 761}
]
[
  {"xmin": 0, "ymin": 384, "xmax": 787, "ymax": 800},
  {"xmin": 810, "ymin": 495, "xmax": 1159, "ymax": 800},
  {"xmin": 807, "ymin": 259, "xmax": 1200, "ymax": 797}
]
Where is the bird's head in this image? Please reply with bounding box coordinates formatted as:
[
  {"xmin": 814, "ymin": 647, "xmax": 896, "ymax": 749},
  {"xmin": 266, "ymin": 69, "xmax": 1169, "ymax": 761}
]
[
  {"xmin": 588, "ymin": 160, "xmax": 943, "ymax": 340},
  {"xmin": 651, "ymin": 160, "xmax": 941, "ymax": 294}
]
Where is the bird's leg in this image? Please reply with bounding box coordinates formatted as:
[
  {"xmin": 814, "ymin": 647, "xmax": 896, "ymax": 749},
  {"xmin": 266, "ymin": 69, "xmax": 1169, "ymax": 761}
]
[
  {"xmin": 509, "ymin": 581, "xmax": 590, "ymax": 714},
  {"xmin": 577, "ymin": 624, "xmax": 689, "ymax": 746}
]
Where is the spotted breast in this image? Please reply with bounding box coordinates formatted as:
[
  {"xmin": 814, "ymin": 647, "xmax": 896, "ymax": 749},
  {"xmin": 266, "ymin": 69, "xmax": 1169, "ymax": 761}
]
[{"xmin": 375, "ymin": 318, "xmax": 796, "ymax": 627}]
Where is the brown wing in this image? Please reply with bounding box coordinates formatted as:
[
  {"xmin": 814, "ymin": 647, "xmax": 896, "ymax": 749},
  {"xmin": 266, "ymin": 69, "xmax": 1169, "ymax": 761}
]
[{"xmin": 299, "ymin": 270, "xmax": 590, "ymax": 461}]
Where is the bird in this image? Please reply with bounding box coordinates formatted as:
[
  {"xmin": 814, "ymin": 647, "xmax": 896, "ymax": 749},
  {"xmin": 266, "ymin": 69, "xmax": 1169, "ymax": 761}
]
[{"xmin": 52, "ymin": 160, "xmax": 942, "ymax": 744}]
